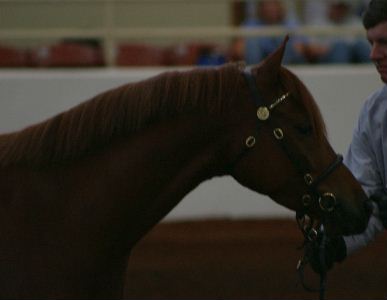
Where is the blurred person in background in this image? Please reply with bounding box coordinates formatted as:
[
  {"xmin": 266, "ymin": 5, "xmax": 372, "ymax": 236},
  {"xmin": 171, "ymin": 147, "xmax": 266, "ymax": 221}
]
[
  {"xmin": 241, "ymin": 0, "xmax": 307, "ymax": 64},
  {"xmin": 302, "ymin": 0, "xmax": 371, "ymax": 63}
]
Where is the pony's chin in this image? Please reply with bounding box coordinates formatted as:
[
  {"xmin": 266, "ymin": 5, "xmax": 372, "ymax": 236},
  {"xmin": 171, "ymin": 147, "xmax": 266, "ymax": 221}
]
[{"xmin": 323, "ymin": 209, "xmax": 370, "ymax": 237}]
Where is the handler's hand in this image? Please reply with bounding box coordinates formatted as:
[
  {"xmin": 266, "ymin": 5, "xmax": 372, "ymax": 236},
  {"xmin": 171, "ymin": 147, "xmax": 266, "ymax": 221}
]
[
  {"xmin": 370, "ymin": 194, "xmax": 387, "ymax": 229},
  {"xmin": 308, "ymin": 234, "xmax": 346, "ymax": 274}
]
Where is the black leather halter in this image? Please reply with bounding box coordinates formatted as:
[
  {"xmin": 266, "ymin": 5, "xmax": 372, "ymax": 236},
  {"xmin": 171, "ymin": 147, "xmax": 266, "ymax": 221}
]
[
  {"xmin": 241, "ymin": 69, "xmax": 345, "ymax": 300},
  {"xmin": 241, "ymin": 69, "xmax": 343, "ymax": 217}
]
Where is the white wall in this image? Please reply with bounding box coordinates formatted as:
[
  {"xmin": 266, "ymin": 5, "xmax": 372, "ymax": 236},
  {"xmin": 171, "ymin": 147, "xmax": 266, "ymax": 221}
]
[{"xmin": 0, "ymin": 65, "xmax": 382, "ymax": 220}]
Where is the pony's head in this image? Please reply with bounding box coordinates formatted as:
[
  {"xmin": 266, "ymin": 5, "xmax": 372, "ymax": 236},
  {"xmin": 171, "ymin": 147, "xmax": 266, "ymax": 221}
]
[{"xmin": 229, "ymin": 37, "xmax": 370, "ymax": 236}]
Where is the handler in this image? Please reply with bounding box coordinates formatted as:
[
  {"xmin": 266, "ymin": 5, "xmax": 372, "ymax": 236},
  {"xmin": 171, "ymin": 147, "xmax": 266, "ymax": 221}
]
[{"xmin": 311, "ymin": 0, "xmax": 387, "ymax": 271}]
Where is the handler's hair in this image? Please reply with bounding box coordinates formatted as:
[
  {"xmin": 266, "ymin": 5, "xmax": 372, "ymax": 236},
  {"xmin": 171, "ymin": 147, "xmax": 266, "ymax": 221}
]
[{"xmin": 362, "ymin": 0, "xmax": 387, "ymax": 29}]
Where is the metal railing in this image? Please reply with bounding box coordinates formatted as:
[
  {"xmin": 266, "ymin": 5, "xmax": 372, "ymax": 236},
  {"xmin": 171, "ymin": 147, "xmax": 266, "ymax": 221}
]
[{"xmin": 0, "ymin": 0, "xmax": 367, "ymax": 66}]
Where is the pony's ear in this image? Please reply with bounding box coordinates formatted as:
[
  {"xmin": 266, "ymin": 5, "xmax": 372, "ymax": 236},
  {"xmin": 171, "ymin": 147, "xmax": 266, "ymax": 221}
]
[{"xmin": 252, "ymin": 35, "xmax": 289, "ymax": 81}]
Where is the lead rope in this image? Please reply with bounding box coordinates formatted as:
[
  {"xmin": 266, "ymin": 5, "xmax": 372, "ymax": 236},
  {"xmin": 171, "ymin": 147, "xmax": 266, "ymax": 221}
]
[
  {"xmin": 296, "ymin": 213, "xmax": 328, "ymax": 300},
  {"xmin": 318, "ymin": 231, "xmax": 328, "ymax": 300}
]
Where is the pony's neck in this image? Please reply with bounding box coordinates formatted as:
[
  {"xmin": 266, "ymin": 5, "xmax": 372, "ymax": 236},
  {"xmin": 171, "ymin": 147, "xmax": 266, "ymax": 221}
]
[{"xmin": 119, "ymin": 112, "xmax": 234, "ymax": 245}]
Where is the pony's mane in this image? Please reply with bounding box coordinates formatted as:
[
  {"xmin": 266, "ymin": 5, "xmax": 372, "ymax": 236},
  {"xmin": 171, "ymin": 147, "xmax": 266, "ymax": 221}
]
[
  {"xmin": 0, "ymin": 63, "xmax": 245, "ymax": 168},
  {"xmin": 280, "ymin": 67, "xmax": 327, "ymax": 139},
  {"xmin": 0, "ymin": 62, "xmax": 326, "ymax": 169}
]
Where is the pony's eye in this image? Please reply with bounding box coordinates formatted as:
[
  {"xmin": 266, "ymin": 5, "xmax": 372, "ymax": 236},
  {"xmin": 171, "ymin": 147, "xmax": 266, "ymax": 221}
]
[{"xmin": 295, "ymin": 124, "xmax": 313, "ymax": 136}]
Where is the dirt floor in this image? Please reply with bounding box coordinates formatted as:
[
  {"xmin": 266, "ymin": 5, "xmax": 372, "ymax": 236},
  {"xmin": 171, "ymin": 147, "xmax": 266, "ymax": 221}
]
[{"xmin": 124, "ymin": 218, "xmax": 387, "ymax": 299}]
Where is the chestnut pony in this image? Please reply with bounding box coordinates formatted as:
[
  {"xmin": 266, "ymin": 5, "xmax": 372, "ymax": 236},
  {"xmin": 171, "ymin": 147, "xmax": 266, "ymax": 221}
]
[{"xmin": 0, "ymin": 39, "xmax": 369, "ymax": 298}]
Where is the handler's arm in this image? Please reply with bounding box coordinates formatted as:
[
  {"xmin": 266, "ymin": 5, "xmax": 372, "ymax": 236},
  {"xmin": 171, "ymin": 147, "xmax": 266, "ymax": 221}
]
[
  {"xmin": 344, "ymin": 201, "xmax": 385, "ymax": 255},
  {"xmin": 343, "ymin": 104, "xmax": 386, "ymax": 254}
]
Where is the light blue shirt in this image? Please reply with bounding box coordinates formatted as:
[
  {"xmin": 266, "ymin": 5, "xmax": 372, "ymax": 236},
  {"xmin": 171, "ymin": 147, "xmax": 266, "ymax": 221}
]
[{"xmin": 343, "ymin": 84, "xmax": 387, "ymax": 255}]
